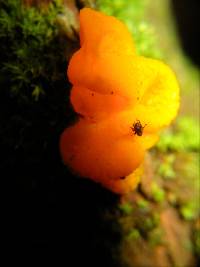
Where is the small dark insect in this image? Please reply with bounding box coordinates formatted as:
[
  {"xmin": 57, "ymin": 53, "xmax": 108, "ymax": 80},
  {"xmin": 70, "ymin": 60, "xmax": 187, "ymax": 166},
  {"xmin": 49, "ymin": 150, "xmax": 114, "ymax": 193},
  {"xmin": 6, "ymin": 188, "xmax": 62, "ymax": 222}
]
[
  {"xmin": 131, "ymin": 120, "xmax": 147, "ymax": 136},
  {"xmin": 120, "ymin": 176, "xmax": 125, "ymax": 180}
]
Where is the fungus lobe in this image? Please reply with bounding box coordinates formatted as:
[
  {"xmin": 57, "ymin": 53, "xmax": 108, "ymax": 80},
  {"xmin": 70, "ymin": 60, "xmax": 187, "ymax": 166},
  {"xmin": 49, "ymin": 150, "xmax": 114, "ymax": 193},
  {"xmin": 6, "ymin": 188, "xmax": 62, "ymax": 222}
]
[{"xmin": 60, "ymin": 8, "xmax": 180, "ymax": 194}]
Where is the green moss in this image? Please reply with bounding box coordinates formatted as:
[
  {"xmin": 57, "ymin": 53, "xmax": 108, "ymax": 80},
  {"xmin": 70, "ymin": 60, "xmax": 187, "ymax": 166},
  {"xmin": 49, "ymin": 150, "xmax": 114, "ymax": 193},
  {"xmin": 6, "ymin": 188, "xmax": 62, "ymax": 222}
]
[
  {"xmin": 119, "ymin": 203, "xmax": 133, "ymax": 215},
  {"xmin": 0, "ymin": 0, "xmax": 77, "ymax": 170},
  {"xmin": 146, "ymin": 213, "xmax": 160, "ymax": 229},
  {"xmin": 136, "ymin": 198, "xmax": 150, "ymax": 211},
  {"xmin": 158, "ymin": 163, "xmax": 176, "ymax": 179},
  {"xmin": 148, "ymin": 228, "xmax": 164, "ymax": 247},
  {"xmin": 144, "ymin": 217, "xmax": 155, "ymax": 230},
  {"xmin": 127, "ymin": 229, "xmax": 141, "ymax": 241},
  {"xmin": 150, "ymin": 182, "xmax": 165, "ymax": 203},
  {"xmin": 137, "ymin": 213, "xmax": 160, "ymax": 235},
  {"xmin": 158, "ymin": 154, "xmax": 176, "ymax": 179},
  {"xmin": 0, "ymin": 0, "xmax": 66, "ymax": 102},
  {"xmin": 32, "ymin": 85, "xmax": 45, "ymax": 101},
  {"xmin": 180, "ymin": 202, "xmax": 199, "ymax": 221},
  {"xmin": 156, "ymin": 116, "xmax": 200, "ymax": 152},
  {"xmin": 97, "ymin": 0, "xmax": 162, "ymax": 58}
]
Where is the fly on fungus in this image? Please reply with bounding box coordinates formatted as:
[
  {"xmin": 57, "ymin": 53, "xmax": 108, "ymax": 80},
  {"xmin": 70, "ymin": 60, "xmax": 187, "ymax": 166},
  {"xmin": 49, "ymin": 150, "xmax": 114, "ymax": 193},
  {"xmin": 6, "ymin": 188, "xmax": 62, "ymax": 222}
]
[{"xmin": 131, "ymin": 120, "xmax": 147, "ymax": 136}]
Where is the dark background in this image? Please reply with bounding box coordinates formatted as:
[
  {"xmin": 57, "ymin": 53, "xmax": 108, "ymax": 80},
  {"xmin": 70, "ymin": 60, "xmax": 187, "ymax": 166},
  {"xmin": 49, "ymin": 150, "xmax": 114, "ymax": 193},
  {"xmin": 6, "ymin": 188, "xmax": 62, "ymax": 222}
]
[{"xmin": 171, "ymin": 0, "xmax": 200, "ymax": 66}]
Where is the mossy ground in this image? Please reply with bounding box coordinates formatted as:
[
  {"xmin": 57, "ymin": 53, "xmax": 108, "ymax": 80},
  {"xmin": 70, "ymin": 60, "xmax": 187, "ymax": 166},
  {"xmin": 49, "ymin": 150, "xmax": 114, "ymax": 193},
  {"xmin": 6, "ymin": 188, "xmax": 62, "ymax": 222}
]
[{"xmin": 99, "ymin": 0, "xmax": 199, "ymax": 266}]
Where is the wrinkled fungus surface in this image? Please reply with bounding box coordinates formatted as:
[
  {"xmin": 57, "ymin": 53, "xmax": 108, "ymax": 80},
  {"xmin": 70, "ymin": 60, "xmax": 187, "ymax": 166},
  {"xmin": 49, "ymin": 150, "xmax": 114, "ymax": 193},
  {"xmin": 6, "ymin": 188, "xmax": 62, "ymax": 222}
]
[{"xmin": 60, "ymin": 8, "xmax": 180, "ymax": 194}]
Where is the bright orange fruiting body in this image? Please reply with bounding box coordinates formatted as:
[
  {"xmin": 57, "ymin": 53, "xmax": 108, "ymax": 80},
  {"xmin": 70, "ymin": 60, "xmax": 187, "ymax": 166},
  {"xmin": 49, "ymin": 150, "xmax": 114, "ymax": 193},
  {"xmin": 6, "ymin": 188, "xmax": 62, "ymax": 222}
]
[{"xmin": 60, "ymin": 8, "xmax": 180, "ymax": 194}]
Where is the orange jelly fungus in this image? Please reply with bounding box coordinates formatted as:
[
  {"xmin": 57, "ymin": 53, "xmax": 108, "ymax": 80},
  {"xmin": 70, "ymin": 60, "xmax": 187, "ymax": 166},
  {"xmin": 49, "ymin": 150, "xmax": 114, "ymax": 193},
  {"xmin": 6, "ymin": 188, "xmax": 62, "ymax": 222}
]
[{"xmin": 60, "ymin": 8, "xmax": 180, "ymax": 194}]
